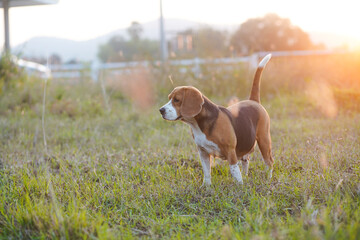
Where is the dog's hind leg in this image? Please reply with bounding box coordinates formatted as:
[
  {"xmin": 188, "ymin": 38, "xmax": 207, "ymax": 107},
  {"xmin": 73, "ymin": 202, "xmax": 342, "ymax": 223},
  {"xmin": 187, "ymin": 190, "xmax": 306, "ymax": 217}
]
[
  {"xmin": 240, "ymin": 154, "xmax": 250, "ymax": 176},
  {"xmin": 257, "ymin": 135, "xmax": 274, "ymax": 179},
  {"xmin": 256, "ymin": 114, "xmax": 274, "ymax": 180}
]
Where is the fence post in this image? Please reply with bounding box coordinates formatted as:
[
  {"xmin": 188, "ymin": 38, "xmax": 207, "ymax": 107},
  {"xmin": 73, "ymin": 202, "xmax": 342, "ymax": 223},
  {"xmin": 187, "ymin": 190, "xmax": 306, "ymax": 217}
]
[{"xmin": 99, "ymin": 69, "xmax": 111, "ymax": 113}]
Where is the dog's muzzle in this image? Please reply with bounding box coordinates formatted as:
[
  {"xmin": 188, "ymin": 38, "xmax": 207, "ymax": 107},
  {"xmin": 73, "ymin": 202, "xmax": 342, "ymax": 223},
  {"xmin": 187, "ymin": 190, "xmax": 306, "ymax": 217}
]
[
  {"xmin": 159, "ymin": 100, "xmax": 180, "ymax": 121},
  {"xmin": 159, "ymin": 107, "xmax": 181, "ymax": 120},
  {"xmin": 159, "ymin": 107, "xmax": 166, "ymax": 119}
]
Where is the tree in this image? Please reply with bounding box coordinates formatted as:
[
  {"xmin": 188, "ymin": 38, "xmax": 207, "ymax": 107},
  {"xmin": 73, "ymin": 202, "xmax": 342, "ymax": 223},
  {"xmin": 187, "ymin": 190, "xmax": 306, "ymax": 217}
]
[
  {"xmin": 97, "ymin": 35, "xmax": 159, "ymax": 62},
  {"xmin": 98, "ymin": 36, "xmax": 127, "ymax": 62},
  {"xmin": 127, "ymin": 21, "xmax": 143, "ymax": 42},
  {"xmin": 230, "ymin": 14, "xmax": 314, "ymax": 55},
  {"xmin": 171, "ymin": 27, "xmax": 228, "ymax": 59},
  {"xmin": 98, "ymin": 21, "xmax": 159, "ymax": 62},
  {"xmin": 195, "ymin": 27, "xmax": 228, "ymax": 58}
]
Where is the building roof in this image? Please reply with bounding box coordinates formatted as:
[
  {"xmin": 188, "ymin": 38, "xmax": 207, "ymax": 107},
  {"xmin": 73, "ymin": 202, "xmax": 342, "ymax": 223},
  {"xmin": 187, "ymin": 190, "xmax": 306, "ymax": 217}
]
[{"xmin": 0, "ymin": 0, "xmax": 58, "ymax": 8}]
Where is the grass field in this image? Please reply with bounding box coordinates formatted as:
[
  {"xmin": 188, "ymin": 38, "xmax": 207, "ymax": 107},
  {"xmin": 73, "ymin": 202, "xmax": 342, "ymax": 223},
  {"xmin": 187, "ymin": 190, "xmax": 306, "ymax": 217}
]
[{"xmin": 1, "ymin": 56, "xmax": 360, "ymax": 239}]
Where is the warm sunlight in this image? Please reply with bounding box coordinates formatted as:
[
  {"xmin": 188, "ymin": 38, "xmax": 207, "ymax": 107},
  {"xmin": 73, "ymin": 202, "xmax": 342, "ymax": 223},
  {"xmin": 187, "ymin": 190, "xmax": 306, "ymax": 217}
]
[
  {"xmin": 1, "ymin": 1, "xmax": 360, "ymax": 239},
  {"xmin": 0, "ymin": 0, "xmax": 359, "ymax": 48}
]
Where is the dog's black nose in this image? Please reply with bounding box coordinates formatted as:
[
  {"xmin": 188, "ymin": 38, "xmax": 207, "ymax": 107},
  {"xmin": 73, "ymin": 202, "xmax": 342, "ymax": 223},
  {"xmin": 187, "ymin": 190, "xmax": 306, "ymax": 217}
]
[{"xmin": 159, "ymin": 108, "xmax": 165, "ymax": 115}]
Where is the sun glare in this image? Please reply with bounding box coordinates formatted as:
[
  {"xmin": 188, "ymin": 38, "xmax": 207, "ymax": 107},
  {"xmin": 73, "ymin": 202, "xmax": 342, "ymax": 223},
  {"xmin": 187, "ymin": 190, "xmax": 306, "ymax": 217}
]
[{"xmin": 0, "ymin": 0, "xmax": 359, "ymax": 48}]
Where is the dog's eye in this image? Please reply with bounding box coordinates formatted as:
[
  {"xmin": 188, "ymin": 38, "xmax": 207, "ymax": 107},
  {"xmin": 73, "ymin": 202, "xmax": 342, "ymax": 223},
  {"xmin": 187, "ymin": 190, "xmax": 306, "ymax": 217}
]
[{"xmin": 173, "ymin": 98, "xmax": 179, "ymax": 103}]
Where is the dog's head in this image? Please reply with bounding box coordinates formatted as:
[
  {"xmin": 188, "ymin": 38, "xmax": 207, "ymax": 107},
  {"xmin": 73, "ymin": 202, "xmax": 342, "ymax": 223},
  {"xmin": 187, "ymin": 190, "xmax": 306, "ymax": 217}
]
[{"xmin": 159, "ymin": 86, "xmax": 204, "ymax": 121}]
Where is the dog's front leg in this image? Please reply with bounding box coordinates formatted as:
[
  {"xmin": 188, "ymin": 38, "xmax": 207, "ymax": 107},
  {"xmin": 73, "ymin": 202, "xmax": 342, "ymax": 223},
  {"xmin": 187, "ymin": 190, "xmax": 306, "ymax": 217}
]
[
  {"xmin": 228, "ymin": 150, "xmax": 243, "ymax": 184},
  {"xmin": 198, "ymin": 148, "xmax": 211, "ymax": 186}
]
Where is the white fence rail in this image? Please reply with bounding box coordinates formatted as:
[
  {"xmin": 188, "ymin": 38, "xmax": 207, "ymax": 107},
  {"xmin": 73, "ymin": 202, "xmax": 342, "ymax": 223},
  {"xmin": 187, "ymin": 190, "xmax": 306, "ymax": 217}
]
[
  {"xmin": 12, "ymin": 56, "xmax": 51, "ymax": 79},
  {"xmin": 48, "ymin": 50, "xmax": 348, "ymax": 81}
]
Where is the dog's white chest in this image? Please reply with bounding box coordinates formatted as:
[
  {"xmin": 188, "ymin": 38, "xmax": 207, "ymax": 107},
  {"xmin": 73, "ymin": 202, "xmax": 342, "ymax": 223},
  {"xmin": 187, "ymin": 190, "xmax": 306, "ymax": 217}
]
[{"xmin": 189, "ymin": 123, "xmax": 220, "ymax": 155}]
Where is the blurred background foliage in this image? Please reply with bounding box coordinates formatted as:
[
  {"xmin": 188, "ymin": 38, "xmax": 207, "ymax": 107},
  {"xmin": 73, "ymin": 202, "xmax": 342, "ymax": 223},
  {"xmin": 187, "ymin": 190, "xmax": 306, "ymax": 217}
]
[
  {"xmin": 1, "ymin": 52, "xmax": 360, "ymax": 119},
  {"xmin": 0, "ymin": 53, "xmax": 26, "ymax": 95},
  {"xmin": 0, "ymin": 14, "xmax": 359, "ymax": 118},
  {"xmin": 97, "ymin": 14, "xmax": 325, "ymax": 63}
]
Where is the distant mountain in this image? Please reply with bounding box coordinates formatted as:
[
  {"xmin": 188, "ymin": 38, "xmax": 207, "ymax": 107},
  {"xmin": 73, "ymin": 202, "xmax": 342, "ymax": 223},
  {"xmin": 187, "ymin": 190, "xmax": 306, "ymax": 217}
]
[
  {"xmin": 14, "ymin": 37, "xmax": 100, "ymax": 62},
  {"xmin": 13, "ymin": 18, "xmax": 359, "ymax": 62},
  {"xmin": 13, "ymin": 19, "xmax": 206, "ymax": 62}
]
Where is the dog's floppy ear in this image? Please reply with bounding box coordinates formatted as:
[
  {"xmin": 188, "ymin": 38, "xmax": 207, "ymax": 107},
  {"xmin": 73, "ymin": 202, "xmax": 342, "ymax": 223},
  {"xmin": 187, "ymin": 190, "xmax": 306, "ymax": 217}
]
[
  {"xmin": 168, "ymin": 88, "xmax": 176, "ymax": 99},
  {"xmin": 181, "ymin": 87, "xmax": 204, "ymax": 118}
]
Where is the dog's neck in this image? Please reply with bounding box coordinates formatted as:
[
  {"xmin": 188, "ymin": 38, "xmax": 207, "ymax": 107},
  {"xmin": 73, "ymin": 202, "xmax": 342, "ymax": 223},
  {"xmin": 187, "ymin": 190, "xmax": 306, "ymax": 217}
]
[{"xmin": 195, "ymin": 96, "xmax": 219, "ymax": 120}]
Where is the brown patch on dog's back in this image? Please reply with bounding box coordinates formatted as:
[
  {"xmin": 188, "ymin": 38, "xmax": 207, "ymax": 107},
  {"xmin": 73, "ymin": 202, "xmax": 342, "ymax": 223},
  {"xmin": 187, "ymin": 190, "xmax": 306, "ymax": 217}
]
[
  {"xmin": 227, "ymin": 96, "xmax": 240, "ymax": 106},
  {"xmin": 227, "ymin": 101, "xmax": 262, "ymax": 157},
  {"xmin": 193, "ymin": 97, "xmax": 237, "ymax": 159}
]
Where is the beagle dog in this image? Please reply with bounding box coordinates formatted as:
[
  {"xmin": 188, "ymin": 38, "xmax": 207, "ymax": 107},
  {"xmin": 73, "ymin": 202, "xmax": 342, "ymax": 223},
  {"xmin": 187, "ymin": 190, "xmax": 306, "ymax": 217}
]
[{"xmin": 159, "ymin": 54, "xmax": 274, "ymax": 186}]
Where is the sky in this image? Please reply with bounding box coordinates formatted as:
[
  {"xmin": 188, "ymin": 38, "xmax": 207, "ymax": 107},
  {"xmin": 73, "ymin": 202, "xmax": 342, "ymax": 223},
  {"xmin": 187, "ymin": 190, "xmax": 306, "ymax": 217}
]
[{"xmin": 0, "ymin": 0, "xmax": 360, "ymax": 47}]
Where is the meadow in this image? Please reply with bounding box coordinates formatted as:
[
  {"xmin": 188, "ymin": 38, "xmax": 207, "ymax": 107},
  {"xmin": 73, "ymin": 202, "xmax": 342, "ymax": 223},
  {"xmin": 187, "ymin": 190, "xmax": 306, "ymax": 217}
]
[{"xmin": 0, "ymin": 54, "xmax": 360, "ymax": 239}]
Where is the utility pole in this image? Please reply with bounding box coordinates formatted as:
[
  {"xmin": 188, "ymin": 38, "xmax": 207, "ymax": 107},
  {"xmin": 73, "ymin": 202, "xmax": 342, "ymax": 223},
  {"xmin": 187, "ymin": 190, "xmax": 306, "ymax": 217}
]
[
  {"xmin": 3, "ymin": 0, "xmax": 10, "ymax": 52},
  {"xmin": 159, "ymin": 0, "xmax": 167, "ymax": 62},
  {"xmin": 1, "ymin": 0, "xmax": 58, "ymax": 54}
]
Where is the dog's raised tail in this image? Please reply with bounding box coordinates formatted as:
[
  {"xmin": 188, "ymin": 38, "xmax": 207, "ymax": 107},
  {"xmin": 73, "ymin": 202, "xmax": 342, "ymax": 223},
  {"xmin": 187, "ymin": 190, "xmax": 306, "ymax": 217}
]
[{"xmin": 249, "ymin": 54, "xmax": 272, "ymax": 103}]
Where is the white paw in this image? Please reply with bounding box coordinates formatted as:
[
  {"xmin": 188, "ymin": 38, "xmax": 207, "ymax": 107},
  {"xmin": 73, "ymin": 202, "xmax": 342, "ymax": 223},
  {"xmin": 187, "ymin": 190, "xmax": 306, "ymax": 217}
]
[
  {"xmin": 268, "ymin": 169, "xmax": 273, "ymax": 179},
  {"xmin": 230, "ymin": 164, "xmax": 243, "ymax": 184}
]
